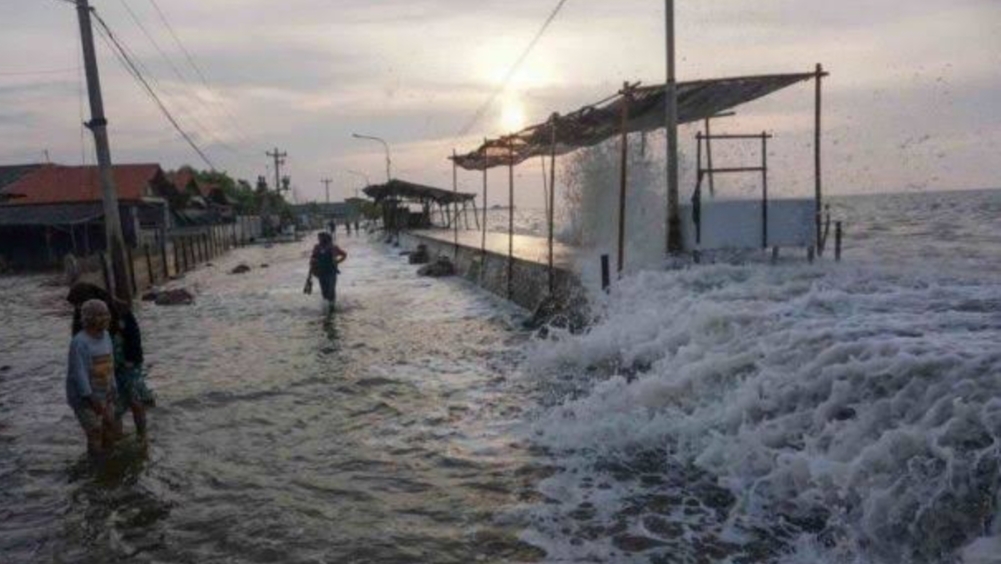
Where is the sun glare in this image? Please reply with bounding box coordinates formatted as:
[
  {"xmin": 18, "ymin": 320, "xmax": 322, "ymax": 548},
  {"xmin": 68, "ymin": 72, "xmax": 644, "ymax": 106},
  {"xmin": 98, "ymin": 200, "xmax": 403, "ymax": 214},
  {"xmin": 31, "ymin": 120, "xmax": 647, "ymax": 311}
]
[{"xmin": 500, "ymin": 96, "xmax": 527, "ymax": 133}]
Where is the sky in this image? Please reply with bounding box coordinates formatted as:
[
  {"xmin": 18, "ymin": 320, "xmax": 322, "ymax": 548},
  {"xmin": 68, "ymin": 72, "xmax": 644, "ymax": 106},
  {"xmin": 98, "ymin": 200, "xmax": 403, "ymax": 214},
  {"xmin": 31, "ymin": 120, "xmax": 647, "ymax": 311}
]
[{"xmin": 1, "ymin": 0, "xmax": 999, "ymax": 205}]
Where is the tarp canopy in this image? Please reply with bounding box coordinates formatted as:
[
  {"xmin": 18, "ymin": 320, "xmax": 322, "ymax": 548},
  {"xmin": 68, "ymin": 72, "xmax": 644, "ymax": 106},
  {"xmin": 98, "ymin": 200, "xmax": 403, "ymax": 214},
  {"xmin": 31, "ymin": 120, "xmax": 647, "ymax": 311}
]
[
  {"xmin": 363, "ymin": 179, "xmax": 476, "ymax": 205},
  {"xmin": 451, "ymin": 71, "xmax": 820, "ymax": 171}
]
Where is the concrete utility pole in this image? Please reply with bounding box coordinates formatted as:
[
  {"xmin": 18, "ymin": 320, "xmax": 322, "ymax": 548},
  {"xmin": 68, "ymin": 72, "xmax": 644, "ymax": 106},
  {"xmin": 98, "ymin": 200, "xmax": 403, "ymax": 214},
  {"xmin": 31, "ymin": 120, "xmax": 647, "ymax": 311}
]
[
  {"xmin": 267, "ymin": 148, "xmax": 287, "ymax": 196},
  {"xmin": 76, "ymin": 0, "xmax": 132, "ymax": 301},
  {"xmin": 321, "ymin": 178, "xmax": 333, "ymax": 204},
  {"xmin": 664, "ymin": 0, "xmax": 682, "ymax": 255}
]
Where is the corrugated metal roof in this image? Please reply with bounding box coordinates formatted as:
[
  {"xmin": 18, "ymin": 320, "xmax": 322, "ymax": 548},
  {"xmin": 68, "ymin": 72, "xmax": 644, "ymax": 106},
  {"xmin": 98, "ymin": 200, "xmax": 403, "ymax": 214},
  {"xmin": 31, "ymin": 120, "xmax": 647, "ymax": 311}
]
[
  {"xmin": 0, "ymin": 163, "xmax": 165, "ymax": 205},
  {"xmin": 363, "ymin": 179, "xmax": 477, "ymax": 205},
  {"xmin": 452, "ymin": 71, "xmax": 820, "ymax": 171}
]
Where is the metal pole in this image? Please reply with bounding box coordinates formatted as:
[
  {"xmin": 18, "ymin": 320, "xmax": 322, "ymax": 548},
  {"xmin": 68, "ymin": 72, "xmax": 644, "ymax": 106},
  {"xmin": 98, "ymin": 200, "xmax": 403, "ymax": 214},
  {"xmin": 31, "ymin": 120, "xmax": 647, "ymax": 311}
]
[
  {"xmin": 618, "ymin": 83, "xmax": 631, "ymax": 274},
  {"xmin": 665, "ymin": 0, "xmax": 682, "ymax": 255},
  {"xmin": 481, "ymin": 166, "xmax": 488, "ymax": 260},
  {"xmin": 322, "ymin": 178, "xmax": 332, "ymax": 204},
  {"xmin": 814, "ymin": 63, "xmax": 824, "ymax": 254},
  {"xmin": 76, "ymin": 0, "xmax": 132, "ymax": 302}
]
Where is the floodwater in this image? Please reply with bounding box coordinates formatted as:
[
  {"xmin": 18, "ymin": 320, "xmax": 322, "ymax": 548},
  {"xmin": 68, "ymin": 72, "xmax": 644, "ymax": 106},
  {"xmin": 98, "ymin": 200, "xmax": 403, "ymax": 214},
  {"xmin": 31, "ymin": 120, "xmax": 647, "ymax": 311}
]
[{"xmin": 0, "ymin": 234, "xmax": 548, "ymax": 563}]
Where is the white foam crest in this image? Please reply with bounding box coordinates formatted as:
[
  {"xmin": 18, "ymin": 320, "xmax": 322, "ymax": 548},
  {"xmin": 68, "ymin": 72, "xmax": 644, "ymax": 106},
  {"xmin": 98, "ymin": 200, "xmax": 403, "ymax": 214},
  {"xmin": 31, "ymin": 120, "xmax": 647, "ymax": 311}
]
[{"xmin": 525, "ymin": 260, "xmax": 1001, "ymax": 562}]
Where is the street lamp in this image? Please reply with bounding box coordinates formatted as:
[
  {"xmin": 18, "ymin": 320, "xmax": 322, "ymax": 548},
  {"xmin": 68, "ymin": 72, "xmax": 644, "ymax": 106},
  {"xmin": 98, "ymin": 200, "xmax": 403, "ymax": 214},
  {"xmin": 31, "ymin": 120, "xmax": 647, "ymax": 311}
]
[{"xmin": 351, "ymin": 133, "xmax": 391, "ymax": 182}]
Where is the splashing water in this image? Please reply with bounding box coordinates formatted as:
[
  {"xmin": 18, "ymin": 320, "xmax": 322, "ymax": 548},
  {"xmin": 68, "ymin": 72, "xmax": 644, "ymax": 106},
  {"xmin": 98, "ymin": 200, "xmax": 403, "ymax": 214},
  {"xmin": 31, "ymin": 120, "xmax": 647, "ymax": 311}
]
[{"xmin": 521, "ymin": 189, "xmax": 1001, "ymax": 563}]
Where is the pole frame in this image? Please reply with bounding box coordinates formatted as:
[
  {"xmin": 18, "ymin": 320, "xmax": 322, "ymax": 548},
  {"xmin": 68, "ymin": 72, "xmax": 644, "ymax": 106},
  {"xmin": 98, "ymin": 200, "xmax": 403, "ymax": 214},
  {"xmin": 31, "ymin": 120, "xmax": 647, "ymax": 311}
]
[
  {"xmin": 452, "ymin": 149, "xmax": 459, "ymax": 260},
  {"xmin": 76, "ymin": 0, "xmax": 132, "ymax": 302},
  {"xmin": 761, "ymin": 132, "xmax": 769, "ymax": 249},
  {"xmin": 617, "ymin": 82, "xmax": 635, "ymax": 274}
]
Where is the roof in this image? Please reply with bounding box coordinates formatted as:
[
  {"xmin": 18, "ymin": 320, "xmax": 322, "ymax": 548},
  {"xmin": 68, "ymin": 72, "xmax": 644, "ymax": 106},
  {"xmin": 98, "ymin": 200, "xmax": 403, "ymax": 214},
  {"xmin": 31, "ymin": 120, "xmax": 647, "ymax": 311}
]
[
  {"xmin": 452, "ymin": 71, "xmax": 821, "ymax": 170},
  {"xmin": 167, "ymin": 168, "xmax": 216, "ymax": 197},
  {"xmin": 0, "ymin": 163, "xmax": 165, "ymax": 205},
  {"xmin": 0, "ymin": 164, "xmax": 43, "ymax": 191},
  {"xmin": 363, "ymin": 179, "xmax": 477, "ymax": 205},
  {"xmin": 0, "ymin": 202, "xmax": 104, "ymax": 226}
]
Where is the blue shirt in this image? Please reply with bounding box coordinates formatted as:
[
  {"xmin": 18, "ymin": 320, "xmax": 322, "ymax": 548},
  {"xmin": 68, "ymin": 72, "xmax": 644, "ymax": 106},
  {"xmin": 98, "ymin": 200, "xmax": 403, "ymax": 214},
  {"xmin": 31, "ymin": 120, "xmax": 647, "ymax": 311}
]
[{"xmin": 66, "ymin": 330, "xmax": 114, "ymax": 410}]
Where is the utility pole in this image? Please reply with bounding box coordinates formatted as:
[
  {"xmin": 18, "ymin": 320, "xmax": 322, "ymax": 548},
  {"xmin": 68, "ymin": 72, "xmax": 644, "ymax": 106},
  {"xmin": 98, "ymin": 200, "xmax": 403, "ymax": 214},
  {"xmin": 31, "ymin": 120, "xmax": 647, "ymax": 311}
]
[
  {"xmin": 321, "ymin": 178, "xmax": 333, "ymax": 204},
  {"xmin": 76, "ymin": 0, "xmax": 132, "ymax": 302},
  {"xmin": 262, "ymin": 148, "xmax": 286, "ymax": 236}
]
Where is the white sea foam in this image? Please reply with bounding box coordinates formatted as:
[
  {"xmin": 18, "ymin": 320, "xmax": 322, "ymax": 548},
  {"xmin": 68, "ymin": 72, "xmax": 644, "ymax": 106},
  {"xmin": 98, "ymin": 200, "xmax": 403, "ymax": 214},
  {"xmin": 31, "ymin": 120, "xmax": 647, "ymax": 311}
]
[{"xmin": 522, "ymin": 189, "xmax": 1001, "ymax": 562}]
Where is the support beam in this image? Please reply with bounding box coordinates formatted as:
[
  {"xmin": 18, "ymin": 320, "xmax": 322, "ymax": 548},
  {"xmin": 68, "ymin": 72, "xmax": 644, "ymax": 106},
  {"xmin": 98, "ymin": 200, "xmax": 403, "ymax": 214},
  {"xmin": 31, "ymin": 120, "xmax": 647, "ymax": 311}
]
[
  {"xmin": 814, "ymin": 63, "xmax": 824, "ymax": 254},
  {"xmin": 548, "ymin": 115, "xmax": 558, "ymax": 295},
  {"xmin": 664, "ymin": 0, "xmax": 682, "ymax": 255},
  {"xmin": 452, "ymin": 149, "xmax": 459, "ymax": 259},
  {"xmin": 618, "ymin": 82, "xmax": 632, "ymax": 274},
  {"xmin": 507, "ymin": 140, "xmax": 515, "ymax": 300}
]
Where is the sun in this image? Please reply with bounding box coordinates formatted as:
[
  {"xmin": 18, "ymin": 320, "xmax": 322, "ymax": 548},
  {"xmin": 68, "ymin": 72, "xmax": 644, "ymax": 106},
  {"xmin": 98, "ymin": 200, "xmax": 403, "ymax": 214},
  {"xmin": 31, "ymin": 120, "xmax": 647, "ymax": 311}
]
[{"xmin": 500, "ymin": 95, "xmax": 527, "ymax": 133}]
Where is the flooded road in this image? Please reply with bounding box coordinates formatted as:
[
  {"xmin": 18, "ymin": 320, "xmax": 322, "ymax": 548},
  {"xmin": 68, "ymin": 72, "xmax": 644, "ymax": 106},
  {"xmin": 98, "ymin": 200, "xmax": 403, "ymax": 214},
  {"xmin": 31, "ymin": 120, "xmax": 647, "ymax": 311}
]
[{"xmin": 0, "ymin": 235, "xmax": 547, "ymax": 563}]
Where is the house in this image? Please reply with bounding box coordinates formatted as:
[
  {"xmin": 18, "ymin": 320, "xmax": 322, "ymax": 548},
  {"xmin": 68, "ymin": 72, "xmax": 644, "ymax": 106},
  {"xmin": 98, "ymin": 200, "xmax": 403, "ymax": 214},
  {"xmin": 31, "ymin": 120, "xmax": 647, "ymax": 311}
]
[
  {"xmin": 166, "ymin": 168, "xmax": 235, "ymax": 227},
  {"xmin": 0, "ymin": 163, "xmax": 172, "ymax": 269}
]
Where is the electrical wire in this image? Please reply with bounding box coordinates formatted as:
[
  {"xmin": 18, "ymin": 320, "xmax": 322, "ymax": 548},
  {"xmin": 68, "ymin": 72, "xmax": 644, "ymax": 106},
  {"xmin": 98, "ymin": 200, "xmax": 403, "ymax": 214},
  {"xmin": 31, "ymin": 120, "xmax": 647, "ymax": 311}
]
[
  {"xmin": 90, "ymin": 7, "xmax": 217, "ymax": 170},
  {"xmin": 456, "ymin": 0, "xmax": 569, "ymax": 137},
  {"xmin": 145, "ymin": 0, "xmax": 255, "ymax": 146}
]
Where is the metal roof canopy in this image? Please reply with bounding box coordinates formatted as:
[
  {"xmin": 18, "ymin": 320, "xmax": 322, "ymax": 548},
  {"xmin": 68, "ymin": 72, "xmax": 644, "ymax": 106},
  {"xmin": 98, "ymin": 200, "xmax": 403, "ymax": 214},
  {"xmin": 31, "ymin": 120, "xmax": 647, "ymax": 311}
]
[
  {"xmin": 363, "ymin": 179, "xmax": 476, "ymax": 205},
  {"xmin": 451, "ymin": 71, "xmax": 820, "ymax": 171}
]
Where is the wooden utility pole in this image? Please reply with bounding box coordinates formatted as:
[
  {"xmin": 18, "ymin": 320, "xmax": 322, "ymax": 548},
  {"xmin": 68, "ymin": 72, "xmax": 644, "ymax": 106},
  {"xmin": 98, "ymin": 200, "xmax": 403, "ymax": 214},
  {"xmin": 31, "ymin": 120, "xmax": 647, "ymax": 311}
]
[{"xmin": 76, "ymin": 0, "xmax": 132, "ymax": 302}]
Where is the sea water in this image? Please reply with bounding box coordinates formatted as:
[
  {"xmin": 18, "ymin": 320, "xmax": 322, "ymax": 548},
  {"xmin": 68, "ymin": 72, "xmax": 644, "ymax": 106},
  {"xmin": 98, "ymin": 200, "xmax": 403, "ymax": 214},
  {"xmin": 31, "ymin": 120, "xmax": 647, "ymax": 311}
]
[{"xmin": 519, "ymin": 188, "xmax": 1001, "ymax": 563}]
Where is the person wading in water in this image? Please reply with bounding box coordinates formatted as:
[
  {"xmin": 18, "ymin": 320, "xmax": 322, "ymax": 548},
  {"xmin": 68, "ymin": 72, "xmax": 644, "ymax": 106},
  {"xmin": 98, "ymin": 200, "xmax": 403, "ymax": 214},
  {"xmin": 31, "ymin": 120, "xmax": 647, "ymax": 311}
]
[
  {"xmin": 68, "ymin": 283, "xmax": 154, "ymax": 442},
  {"xmin": 307, "ymin": 232, "xmax": 347, "ymax": 309},
  {"xmin": 66, "ymin": 299, "xmax": 116, "ymax": 457}
]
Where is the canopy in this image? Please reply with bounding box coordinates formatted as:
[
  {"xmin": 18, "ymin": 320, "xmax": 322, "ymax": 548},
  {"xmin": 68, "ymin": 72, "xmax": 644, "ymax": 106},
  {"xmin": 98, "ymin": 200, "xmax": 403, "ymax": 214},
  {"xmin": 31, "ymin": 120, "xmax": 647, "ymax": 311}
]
[
  {"xmin": 363, "ymin": 179, "xmax": 476, "ymax": 205},
  {"xmin": 451, "ymin": 71, "xmax": 820, "ymax": 171}
]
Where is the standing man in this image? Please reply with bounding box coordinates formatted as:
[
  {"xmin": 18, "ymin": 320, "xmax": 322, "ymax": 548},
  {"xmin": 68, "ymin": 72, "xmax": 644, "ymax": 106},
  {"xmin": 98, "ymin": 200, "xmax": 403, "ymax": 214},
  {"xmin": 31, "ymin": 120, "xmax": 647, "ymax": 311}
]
[
  {"xmin": 309, "ymin": 232, "xmax": 347, "ymax": 309},
  {"xmin": 66, "ymin": 299, "xmax": 116, "ymax": 457}
]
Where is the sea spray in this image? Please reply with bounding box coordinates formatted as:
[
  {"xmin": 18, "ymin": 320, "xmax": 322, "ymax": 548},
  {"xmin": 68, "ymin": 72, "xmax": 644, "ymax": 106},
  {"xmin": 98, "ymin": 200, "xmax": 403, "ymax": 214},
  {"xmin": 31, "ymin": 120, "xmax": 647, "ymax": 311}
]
[{"xmin": 523, "ymin": 260, "xmax": 1001, "ymax": 563}]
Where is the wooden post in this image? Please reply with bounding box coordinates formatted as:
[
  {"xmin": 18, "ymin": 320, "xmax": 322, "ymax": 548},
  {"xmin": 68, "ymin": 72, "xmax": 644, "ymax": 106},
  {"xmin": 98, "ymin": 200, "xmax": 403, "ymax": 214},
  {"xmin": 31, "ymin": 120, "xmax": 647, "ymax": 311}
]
[
  {"xmin": 99, "ymin": 252, "xmax": 111, "ymax": 292},
  {"xmin": 507, "ymin": 138, "xmax": 515, "ymax": 301},
  {"xmin": 617, "ymin": 83, "xmax": 632, "ymax": 274},
  {"xmin": 453, "ymin": 149, "xmax": 459, "ymax": 260},
  {"xmin": 761, "ymin": 132, "xmax": 769, "ymax": 248},
  {"xmin": 835, "ymin": 221, "xmax": 843, "ymax": 261},
  {"xmin": 160, "ymin": 227, "xmax": 169, "ymax": 279},
  {"xmin": 704, "ymin": 117, "xmax": 716, "ymax": 196},
  {"xmin": 481, "ymin": 165, "xmax": 488, "ymax": 262},
  {"xmin": 126, "ymin": 245, "xmax": 137, "ymax": 294},
  {"xmin": 814, "ymin": 63, "xmax": 824, "ymax": 255},
  {"xmin": 172, "ymin": 238, "xmax": 180, "ymax": 275},
  {"xmin": 548, "ymin": 114, "xmax": 558, "ymax": 295},
  {"xmin": 44, "ymin": 226, "xmax": 54, "ymax": 265},
  {"xmin": 144, "ymin": 244, "xmax": 154, "ymax": 286},
  {"xmin": 601, "ymin": 254, "xmax": 610, "ymax": 293},
  {"xmin": 665, "ymin": 0, "xmax": 682, "ymax": 254}
]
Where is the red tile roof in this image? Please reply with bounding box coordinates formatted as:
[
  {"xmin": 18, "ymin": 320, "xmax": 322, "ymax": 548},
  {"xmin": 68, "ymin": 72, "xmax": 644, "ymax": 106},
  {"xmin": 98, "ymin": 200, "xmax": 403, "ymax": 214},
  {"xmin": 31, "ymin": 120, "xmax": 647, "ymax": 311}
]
[{"xmin": 0, "ymin": 163, "xmax": 163, "ymax": 205}]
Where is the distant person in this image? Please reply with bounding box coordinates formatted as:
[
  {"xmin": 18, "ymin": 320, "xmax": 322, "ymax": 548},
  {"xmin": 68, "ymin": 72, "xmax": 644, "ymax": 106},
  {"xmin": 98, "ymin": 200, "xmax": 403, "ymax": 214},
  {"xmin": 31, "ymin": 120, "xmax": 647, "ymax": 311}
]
[
  {"xmin": 68, "ymin": 283, "xmax": 153, "ymax": 441},
  {"xmin": 328, "ymin": 220, "xmax": 336, "ymax": 234},
  {"xmin": 346, "ymin": 221, "xmax": 352, "ymax": 235},
  {"xmin": 309, "ymin": 232, "xmax": 347, "ymax": 307},
  {"xmin": 66, "ymin": 299, "xmax": 116, "ymax": 457}
]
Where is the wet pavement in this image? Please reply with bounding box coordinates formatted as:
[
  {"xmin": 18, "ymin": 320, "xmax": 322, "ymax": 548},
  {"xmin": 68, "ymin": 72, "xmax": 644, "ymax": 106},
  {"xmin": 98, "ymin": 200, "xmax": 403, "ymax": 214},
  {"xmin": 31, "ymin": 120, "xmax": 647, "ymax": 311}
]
[{"xmin": 0, "ymin": 234, "xmax": 548, "ymax": 563}]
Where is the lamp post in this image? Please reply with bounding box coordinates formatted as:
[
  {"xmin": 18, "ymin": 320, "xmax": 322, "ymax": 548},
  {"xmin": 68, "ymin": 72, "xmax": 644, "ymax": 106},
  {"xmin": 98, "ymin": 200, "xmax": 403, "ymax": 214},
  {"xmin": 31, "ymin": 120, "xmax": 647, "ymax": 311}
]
[{"xmin": 351, "ymin": 133, "xmax": 391, "ymax": 182}]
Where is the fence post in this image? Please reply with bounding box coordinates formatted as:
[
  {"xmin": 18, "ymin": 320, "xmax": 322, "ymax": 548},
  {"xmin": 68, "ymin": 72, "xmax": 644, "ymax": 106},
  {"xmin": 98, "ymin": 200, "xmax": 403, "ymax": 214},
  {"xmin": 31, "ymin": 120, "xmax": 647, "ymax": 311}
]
[
  {"xmin": 126, "ymin": 245, "xmax": 138, "ymax": 295},
  {"xmin": 144, "ymin": 244, "xmax": 154, "ymax": 286},
  {"xmin": 600, "ymin": 254, "xmax": 610, "ymax": 293},
  {"xmin": 99, "ymin": 251, "xmax": 111, "ymax": 292},
  {"xmin": 835, "ymin": 222, "xmax": 843, "ymax": 262}
]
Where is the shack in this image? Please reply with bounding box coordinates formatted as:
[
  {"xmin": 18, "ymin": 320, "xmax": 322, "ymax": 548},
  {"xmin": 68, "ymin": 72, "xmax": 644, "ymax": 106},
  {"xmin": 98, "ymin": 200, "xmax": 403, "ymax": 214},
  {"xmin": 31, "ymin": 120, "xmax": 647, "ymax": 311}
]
[
  {"xmin": 363, "ymin": 179, "xmax": 477, "ymax": 232},
  {"xmin": 0, "ymin": 163, "xmax": 172, "ymax": 269}
]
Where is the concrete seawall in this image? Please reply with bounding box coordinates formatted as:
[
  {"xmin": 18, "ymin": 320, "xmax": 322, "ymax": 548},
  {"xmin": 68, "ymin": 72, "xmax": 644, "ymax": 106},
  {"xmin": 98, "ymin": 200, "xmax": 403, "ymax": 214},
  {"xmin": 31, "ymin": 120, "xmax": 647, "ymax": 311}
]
[{"xmin": 399, "ymin": 230, "xmax": 580, "ymax": 312}]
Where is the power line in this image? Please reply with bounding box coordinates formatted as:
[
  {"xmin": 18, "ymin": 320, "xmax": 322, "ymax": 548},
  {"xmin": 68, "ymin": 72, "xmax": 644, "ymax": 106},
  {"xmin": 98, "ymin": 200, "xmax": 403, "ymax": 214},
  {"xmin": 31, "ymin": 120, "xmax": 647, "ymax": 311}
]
[
  {"xmin": 0, "ymin": 68, "xmax": 77, "ymax": 76},
  {"xmin": 145, "ymin": 0, "xmax": 255, "ymax": 145},
  {"xmin": 114, "ymin": 0, "xmax": 238, "ymax": 154},
  {"xmin": 90, "ymin": 7, "xmax": 217, "ymax": 170},
  {"xmin": 456, "ymin": 0, "xmax": 569, "ymax": 137}
]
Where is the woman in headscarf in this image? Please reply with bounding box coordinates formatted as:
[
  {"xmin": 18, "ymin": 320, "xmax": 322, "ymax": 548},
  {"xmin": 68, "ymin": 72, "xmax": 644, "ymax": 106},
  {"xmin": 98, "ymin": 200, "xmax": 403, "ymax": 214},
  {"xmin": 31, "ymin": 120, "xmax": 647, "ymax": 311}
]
[{"xmin": 67, "ymin": 283, "xmax": 153, "ymax": 439}]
